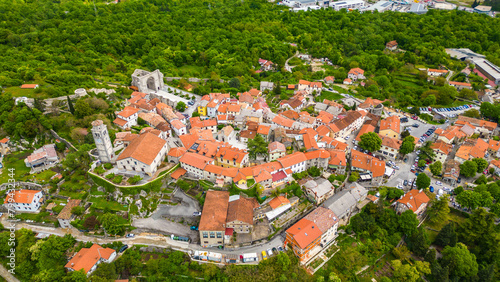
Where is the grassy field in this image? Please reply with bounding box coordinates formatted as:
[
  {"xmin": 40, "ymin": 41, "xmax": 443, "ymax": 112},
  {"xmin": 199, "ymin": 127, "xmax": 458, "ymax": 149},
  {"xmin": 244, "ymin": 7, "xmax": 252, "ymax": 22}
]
[
  {"xmin": 89, "ymin": 196, "xmax": 128, "ymax": 211},
  {"xmin": 317, "ymin": 90, "xmax": 344, "ymax": 102},
  {"xmin": 4, "ymin": 86, "xmax": 37, "ymax": 98},
  {"xmin": 0, "ymin": 151, "xmax": 32, "ymax": 183}
]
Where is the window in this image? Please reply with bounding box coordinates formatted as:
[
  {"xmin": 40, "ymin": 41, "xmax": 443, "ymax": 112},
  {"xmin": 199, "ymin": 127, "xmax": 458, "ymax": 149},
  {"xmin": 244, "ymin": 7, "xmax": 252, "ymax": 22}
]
[
  {"xmin": 210, "ymin": 232, "xmax": 215, "ymax": 238},
  {"xmin": 203, "ymin": 232, "xmax": 208, "ymax": 238},
  {"xmin": 216, "ymin": 232, "xmax": 222, "ymax": 238}
]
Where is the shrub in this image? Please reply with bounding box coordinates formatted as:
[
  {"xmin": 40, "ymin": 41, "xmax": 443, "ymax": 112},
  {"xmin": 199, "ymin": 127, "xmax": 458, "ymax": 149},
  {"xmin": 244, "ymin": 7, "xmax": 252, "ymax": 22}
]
[
  {"xmin": 104, "ymin": 163, "xmax": 113, "ymax": 170},
  {"xmin": 105, "ymin": 173, "xmax": 115, "ymax": 180},
  {"xmin": 112, "ymin": 175, "xmax": 123, "ymax": 184},
  {"xmin": 128, "ymin": 175, "xmax": 142, "ymax": 185}
]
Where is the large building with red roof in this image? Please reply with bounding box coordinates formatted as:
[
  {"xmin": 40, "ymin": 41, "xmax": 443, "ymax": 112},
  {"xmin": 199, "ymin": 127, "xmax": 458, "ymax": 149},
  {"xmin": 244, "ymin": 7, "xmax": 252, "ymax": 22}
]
[
  {"xmin": 395, "ymin": 189, "xmax": 430, "ymax": 216},
  {"xmin": 65, "ymin": 244, "xmax": 116, "ymax": 275},
  {"xmin": 3, "ymin": 189, "xmax": 43, "ymax": 212}
]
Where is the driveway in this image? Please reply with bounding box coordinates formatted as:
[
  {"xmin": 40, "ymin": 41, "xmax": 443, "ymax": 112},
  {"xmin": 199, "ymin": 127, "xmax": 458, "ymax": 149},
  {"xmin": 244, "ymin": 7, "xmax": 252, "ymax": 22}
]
[
  {"xmin": 151, "ymin": 190, "xmax": 200, "ymax": 219},
  {"xmin": 385, "ymin": 151, "xmax": 417, "ymax": 188}
]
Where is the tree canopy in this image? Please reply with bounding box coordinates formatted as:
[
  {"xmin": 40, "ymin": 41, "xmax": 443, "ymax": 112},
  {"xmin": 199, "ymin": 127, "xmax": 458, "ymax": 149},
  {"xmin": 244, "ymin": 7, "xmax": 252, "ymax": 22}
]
[{"xmin": 358, "ymin": 132, "xmax": 382, "ymax": 152}]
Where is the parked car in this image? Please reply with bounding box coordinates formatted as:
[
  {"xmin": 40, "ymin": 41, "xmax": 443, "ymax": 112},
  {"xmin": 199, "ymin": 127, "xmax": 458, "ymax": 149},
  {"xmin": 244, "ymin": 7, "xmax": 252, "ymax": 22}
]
[
  {"xmin": 267, "ymin": 249, "xmax": 273, "ymax": 256},
  {"xmin": 119, "ymin": 245, "xmax": 129, "ymax": 253},
  {"xmin": 403, "ymin": 180, "xmax": 408, "ymax": 186},
  {"xmin": 193, "ymin": 211, "xmax": 202, "ymax": 216},
  {"xmin": 125, "ymin": 234, "xmax": 135, "ymax": 238},
  {"xmin": 262, "ymin": 251, "xmax": 268, "ymax": 260},
  {"xmin": 190, "ymin": 226, "xmax": 198, "ymax": 231},
  {"xmin": 278, "ymin": 246, "xmax": 284, "ymax": 252}
]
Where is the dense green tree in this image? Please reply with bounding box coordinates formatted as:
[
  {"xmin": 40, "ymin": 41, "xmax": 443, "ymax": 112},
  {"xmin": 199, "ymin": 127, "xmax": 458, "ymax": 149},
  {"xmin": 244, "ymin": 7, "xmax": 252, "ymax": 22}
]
[
  {"xmin": 358, "ymin": 132, "xmax": 382, "ymax": 152},
  {"xmin": 399, "ymin": 210, "xmax": 419, "ymax": 236},
  {"xmin": 459, "ymin": 160, "xmax": 477, "ymax": 178},
  {"xmin": 407, "ymin": 227, "xmax": 430, "ymax": 257},
  {"xmin": 228, "ymin": 77, "xmax": 241, "ymax": 89},
  {"xmin": 456, "ymin": 190, "xmax": 482, "ymax": 210},
  {"xmin": 399, "ymin": 136, "xmax": 415, "ymax": 156},
  {"xmin": 472, "ymin": 158, "xmax": 488, "ymax": 173},
  {"xmin": 348, "ymin": 171, "xmax": 360, "ymax": 182},
  {"xmin": 100, "ymin": 213, "xmax": 124, "ymax": 235},
  {"xmin": 74, "ymin": 100, "xmax": 93, "ymax": 118},
  {"xmin": 416, "ymin": 173, "xmax": 430, "ymax": 189},
  {"xmin": 429, "ymin": 161, "xmax": 442, "ymax": 176},
  {"xmin": 176, "ymin": 101, "xmax": 186, "ymax": 112},
  {"xmin": 247, "ymin": 134, "xmax": 268, "ymax": 160},
  {"xmin": 435, "ymin": 222, "xmax": 458, "ymax": 248},
  {"xmin": 426, "ymin": 194, "xmax": 449, "ymax": 225},
  {"xmin": 441, "ymin": 243, "xmax": 478, "ymax": 280}
]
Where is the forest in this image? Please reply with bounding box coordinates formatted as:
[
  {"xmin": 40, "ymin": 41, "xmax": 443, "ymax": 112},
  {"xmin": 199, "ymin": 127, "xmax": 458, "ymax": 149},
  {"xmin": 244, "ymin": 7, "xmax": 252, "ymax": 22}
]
[{"xmin": 0, "ymin": 0, "xmax": 499, "ymax": 101}]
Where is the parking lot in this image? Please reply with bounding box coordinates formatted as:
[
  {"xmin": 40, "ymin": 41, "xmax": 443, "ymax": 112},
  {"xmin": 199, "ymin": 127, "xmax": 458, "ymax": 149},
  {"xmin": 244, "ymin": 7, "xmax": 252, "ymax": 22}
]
[
  {"xmin": 400, "ymin": 118, "xmax": 447, "ymax": 143},
  {"xmin": 419, "ymin": 104, "xmax": 479, "ymax": 118}
]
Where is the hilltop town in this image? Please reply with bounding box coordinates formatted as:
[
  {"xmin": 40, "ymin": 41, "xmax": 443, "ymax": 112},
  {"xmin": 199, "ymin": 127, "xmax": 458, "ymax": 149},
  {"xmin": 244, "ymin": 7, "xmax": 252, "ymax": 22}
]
[{"xmin": 1, "ymin": 0, "xmax": 500, "ymax": 281}]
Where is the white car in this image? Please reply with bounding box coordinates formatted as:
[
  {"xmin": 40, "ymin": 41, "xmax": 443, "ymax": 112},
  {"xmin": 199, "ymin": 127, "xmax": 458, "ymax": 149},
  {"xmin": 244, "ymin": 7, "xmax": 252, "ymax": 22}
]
[{"xmin": 436, "ymin": 181, "xmax": 443, "ymax": 186}]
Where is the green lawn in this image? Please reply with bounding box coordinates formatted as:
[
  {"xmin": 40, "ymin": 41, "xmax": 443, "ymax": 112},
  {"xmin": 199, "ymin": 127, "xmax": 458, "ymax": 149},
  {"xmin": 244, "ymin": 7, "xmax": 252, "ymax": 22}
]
[
  {"xmin": 89, "ymin": 196, "xmax": 128, "ymax": 211},
  {"xmin": 0, "ymin": 150, "xmax": 32, "ymax": 184},
  {"xmin": 317, "ymin": 90, "xmax": 344, "ymax": 102},
  {"xmin": 4, "ymin": 86, "xmax": 36, "ymax": 98},
  {"xmin": 58, "ymin": 190, "xmax": 87, "ymax": 200}
]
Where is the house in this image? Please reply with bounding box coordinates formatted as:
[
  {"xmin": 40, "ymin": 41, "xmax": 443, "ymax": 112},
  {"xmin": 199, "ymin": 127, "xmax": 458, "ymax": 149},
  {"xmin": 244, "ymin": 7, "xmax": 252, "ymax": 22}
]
[
  {"xmin": 116, "ymin": 132, "xmax": 168, "ymax": 176},
  {"xmin": 0, "ymin": 137, "xmax": 10, "ymax": 156},
  {"xmin": 324, "ymin": 76, "xmax": 335, "ymax": 84},
  {"xmin": 226, "ymin": 196, "xmax": 259, "ymax": 233},
  {"xmin": 347, "ymin": 68, "xmax": 365, "ymax": 81},
  {"xmin": 3, "ymin": 189, "xmax": 43, "ymax": 212},
  {"xmin": 379, "ymin": 116, "xmax": 400, "ymax": 138},
  {"xmin": 216, "ymin": 146, "xmax": 249, "ymax": 168},
  {"xmin": 57, "ymin": 199, "xmax": 82, "ymax": 228},
  {"xmin": 21, "ymin": 84, "xmax": 39, "ymax": 89},
  {"xmin": 257, "ymin": 124, "xmax": 271, "ymax": 140},
  {"xmin": 395, "ymin": 189, "xmax": 430, "ymax": 216},
  {"xmin": 304, "ymin": 149, "xmax": 331, "ymax": 170},
  {"xmin": 284, "ymin": 217, "xmax": 323, "ymax": 263},
  {"xmin": 350, "ymin": 150, "xmax": 386, "ymax": 186},
  {"xmin": 431, "ymin": 141, "xmax": 452, "ymax": 163},
  {"xmin": 302, "ymin": 178, "xmax": 335, "ymax": 204},
  {"xmin": 260, "ymin": 81, "xmax": 275, "ymax": 92},
  {"xmin": 456, "ymin": 115, "xmax": 497, "ymax": 135},
  {"xmin": 268, "ymin": 141, "xmax": 286, "ymax": 161},
  {"xmin": 386, "ymin": 41, "xmax": 398, "ymax": 51},
  {"xmin": 179, "ymin": 152, "xmax": 214, "ymax": 179},
  {"xmin": 355, "ymin": 124, "xmax": 376, "ymax": 143},
  {"xmin": 277, "ymin": 152, "xmax": 307, "ymax": 174},
  {"xmin": 65, "ymin": 244, "xmax": 116, "ymax": 275},
  {"xmin": 427, "ymin": 69, "xmax": 449, "ymax": 77},
  {"xmin": 488, "ymin": 139, "xmax": 500, "ymax": 158},
  {"xmin": 329, "ymin": 110, "xmax": 364, "ymax": 139},
  {"xmin": 454, "ymin": 139, "xmax": 488, "ymax": 163},
  {"xmin": 489, "ymin": 159, "xmax": 500, "ymax": 175},
  {"xmin": 303, "ymin": 207, "xmax": 339, "ymax": 248},
  {"xmin": 24, "ymin": 144, "xmax": 59, "ymax": 168},
  {"xmin": 343, "ymin": 78, "xmax": 352, "ymax": 85},
  {"xmin": 216, "ymin": 126, "xmax": 236, "ymax": 143},
  {"xmin": 114, "ymin": 106, "xmax": 140, "ymax": 129},
  {"xmin": 190, "ymin": 117, "xmax": 217, "ymax": 133},
  {"xmin": 358, "ymin": 98, "xmax": 384, "ymax": 115},
  {"xmin": 378, "ymin": 136, "xmax": 402, "ymax": 160},
  {"xmin": 323, "ymin": 182, "xmax": 368, "ymax": 225},
  {"xmin": 199, "ymin": 191, "xmax": 229, "ymax": 248},
  {"xmin": 436, "ymin": 126, "xmax": 467, "ymax": 144},
  {"xmin": 443, "ymin": 159, "xmax": 460, "ymax": 186},
  {"xmin": 327, "ymin": 149, "xmax": 347, "ymax": 174},
  {"xmin": 171, "ymin": 119, "xmax": 187, "ymax": 136},
  {"xmin": 449, "ymin": 81, "xmax": 473, "ymax": 91},
  {"xmin": 166, "ymin": 145, "xmax": 186, "ymax": 163}
]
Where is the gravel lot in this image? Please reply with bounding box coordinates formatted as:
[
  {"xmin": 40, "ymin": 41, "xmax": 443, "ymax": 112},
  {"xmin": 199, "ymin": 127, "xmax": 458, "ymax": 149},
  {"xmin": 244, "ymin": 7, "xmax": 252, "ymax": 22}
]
[{"xmin": 151, "ymin": 190, "xmax": 200, "ymax": 220}]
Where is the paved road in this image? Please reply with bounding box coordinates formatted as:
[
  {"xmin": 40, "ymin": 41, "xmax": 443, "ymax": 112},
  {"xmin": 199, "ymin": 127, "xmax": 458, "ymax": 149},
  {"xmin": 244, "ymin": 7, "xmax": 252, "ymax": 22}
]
[
  {"xmin": 151, "ymin": 190, "xmax": 200, "ymax": 219},
  {"xmin": 0, "ymin": 263, "xmax": 19, "ymax": 282},
  {"xmin": 132, "ymin": 217, "xmax": 197, "ymax": 238}
]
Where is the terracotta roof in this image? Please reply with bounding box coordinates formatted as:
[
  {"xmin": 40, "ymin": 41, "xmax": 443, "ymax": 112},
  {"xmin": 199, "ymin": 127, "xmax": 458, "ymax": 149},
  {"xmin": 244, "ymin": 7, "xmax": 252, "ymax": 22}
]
[
  {"xmin": 0, "ymin": 137, "xmax": 9, "ymax": 144},
  {"xmin": 316, "ymin": 125, "xmax": 331, "ymax": 137},
  {"xmin": 380, "ymin": 135, "xmax": 402, "ymax": 150},
  {"xmin": 117, "ymin": 106, "xmax": 139, "ymax": 118},
  {"xmin": 488, "ymin": 139, "xmax": 500, "ymax": 151},
  {"xmin": 491, "ymin": 159, "xmax": 500, "ymax": 169},
  {"xmin": 168, "ymin": 147, "xmax": 187, "ymax": 158},
  {"xmin": 240, "ymin": 130, "xmax": 257, "ymax": 139},
  {"xmin": 269, "ymin": 141, "xmax": 286, "ymax": 153},
  {"xmin": 179, "ymin": 152, "xmax": 213, "ymax": 170},
  {"xmin": 239, "ymin": 93, "xmax": 254, "ymax": 104},
  {"xmin": 396, "ymin": 190, "xmax": 430, "ymax": 212},
  {"xmin": 254, "ymin": 169, "xmax": 272, "ymax": 183},
  {"xmin": 343, "ymin": 78, "xmax": 352, "ymax": 83},
  {"xmin": 428, "ymin": 68, "xmax": 448, "ymax": 73},
  {"xmin": 449, "ymin": 81, "xmax": 471, "ymax": 87},
  {"xmin": 20, "ymin": 84, "xmax": 38, "ymax": 89},
  {"xmin": 256, "ymin": 125, "xmax": 270, "ymax": 135},
  {"xmin": 199, "ymin": 191, "xmax": 229, "ymax": 231},
  {"xmin": 299, "ymin": 80, "xmax": 310, "ymax": 86},
  {"xmin": 327, "ymin": 149, "xmax": 346, "ymax": 166},
  {"xmin": 216, "ymin": 146, "xmax": 247, "ymax": 164},
  {"xmin": 286, "ymin": 218, "xmax": 322, "ymax": 249},
  {"xmin": 317, "ymin": 111, "xmax": 334, "ymax": 124},
  {"xmin": 331, "ymin": 111, "xmax": 362, "ymax": 132},
  {"xmin": 227, "ymin": 104, "xmax": 242, "ymax": 113},
  {"xmin": 303, "ymin": 133, "xmax": 319, "ymax": 150},
  {"xmin": 380, "ymin": 116, "xmax": 400, "ymax": 134},
  {"xmin": 358, "ymin": 97, "xmax": 383, "ymax": 109},
  {"xmin": 386, "ymin": 40, "xmax": 398, "ymax": 48},
  {"xmin": 456, "ymin": 116, "xmax": 497, "ymax": 131},
  {"xmin": 272, "ymin": 171, "xmax": 287, "ymax": 182},
  {"xmin": 56, "ymin": 199, "xmax": 81, "ymax": 220},
  {"xmin": 277, "ymin": 152, "xmax": 307, "ymax": 168},
  {"xmin": 4, "ymin": 190, "xmax": 41, "ymax": 204},
  {"xmin": 431, "ymin": 141, "xmax": 452, "ymax": 155},
  {"xmin": 355, "ymin": 124, "xmax": 376, "ymax": 142},
  {"xmin": 171, "ymin": 168, "xmax": 187, "ymax": 180},
  {"xmin": 324, "ymin": 76, "xmax": 335, "ymax": 82},
  {"xmin": 348, "ymin": 68, "xmax": 365, "ymax": 75},
  {"xmin": 65, "ymin": 244, "xmax": 115, "ymax": 274},
  {"xmin": 281, "ymin": 110, "xmax": 300, "ymax": 120},
  {"xmin": 171, "ymin": 119, "xmax": 185, "ymax": 130},
  {"xmin": 113, "ymin": 118, "xmax": 128, "ymax": 127},
  {"xmin": 304, "ymin": 149, "xmax": 330, "ymax": 160},
  {"xmin": 249, "ymin": 89, "xmax": 261, "ymax": 97},
  {"xmin": 269, "ymin": 196, "xmax": 290, "ymax": 209},
  {"xmin": 304, "ymin": 207, "xmax": 339, "ymax": 233},
  {"xmin": 351, "ymin": 150, "xmax": 386, "ymax": 177},
  {"xmin": 116, "ymin": 132, "xmax": 166, "ymax": 165}
]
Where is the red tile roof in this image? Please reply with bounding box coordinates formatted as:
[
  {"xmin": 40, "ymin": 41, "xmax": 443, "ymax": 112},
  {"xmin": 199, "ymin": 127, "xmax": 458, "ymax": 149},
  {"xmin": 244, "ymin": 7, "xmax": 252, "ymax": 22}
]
[
  {"xmin": 286, "ymin": 218, "xmax": 322, "ymax": 249},
  {"xmin": 199, "ymin": 191, "xmax": 229, "ymax": 231},
  {"xmin": 65, "ymin": 244, "xmax": 115, "ymax": 274},
  {"xmin": 117, "ymin": 106, "xmax": 139, "ymax": 118},
  {"xmin": 396, "ymin": 189, "xmax": 430, "ymax": 212},
  {"xmin": 269, "ymin": 196, "xmax": 290, "ymax": 209},
  {"xmin": 351, "ymin": 150, "xmax": 385, "ymax": 177},
  {"xmin": 380, "ymin": 116, "xmax": 400, "ymax": 134},
  {"xmin": 4, "ymin": 190, "xmax": 41, "ymax": 204},
  {"xmin": 179, "ymin": 152, "xmax": 213, "ymax": 170},
  {"xmin": 171, "ymin": 168, "xmax": 187, "ymax": 180},
  {"xmin": 277, "ymin": 152, "xmax": 307, "ymax": 168},
  {"xmin": 116, "ymin": 133, "xmax": 166, "ymax": 165}
]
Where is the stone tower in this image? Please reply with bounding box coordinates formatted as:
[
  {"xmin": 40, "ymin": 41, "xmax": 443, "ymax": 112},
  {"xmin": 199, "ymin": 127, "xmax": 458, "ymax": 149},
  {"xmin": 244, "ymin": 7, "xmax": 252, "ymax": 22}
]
[{"xmin": 91, "ymin": 120, "xmax": 114, "ymax": 163}]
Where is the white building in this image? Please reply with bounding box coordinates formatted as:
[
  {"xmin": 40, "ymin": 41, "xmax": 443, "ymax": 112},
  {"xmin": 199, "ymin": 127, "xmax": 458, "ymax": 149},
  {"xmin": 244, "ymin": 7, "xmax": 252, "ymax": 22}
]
[
  {"xmin": 3, "ymin": 190, "xmax": 43, "ymax": 212},
  {"xmin": 57, "ymin": 199, "xmax": 81, "ymax": 228},
  {"xmin": 116, "ymin": 132, "xmax": 168, "ymax": 176},
  {"xmin": 65, "ymin": 244, "xmax": 117, "ymax": 276},
  {"xmin": 171, "ymin": 119, "xmax": 187, "ymax": 136},
  {"xmin": 277, "ymin": 152, "xmax": 307, "ymax": 174},
  {"xmin": 330, "ymin": 0, "xmax": 364, "ymax": 11},
  {"xmin": 113, "ymin": 106, "xmax": 139, "ymax": 129},
  {"xmin": 179, "ymin": 152, "xmax": 214, "ymax": 179}
]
